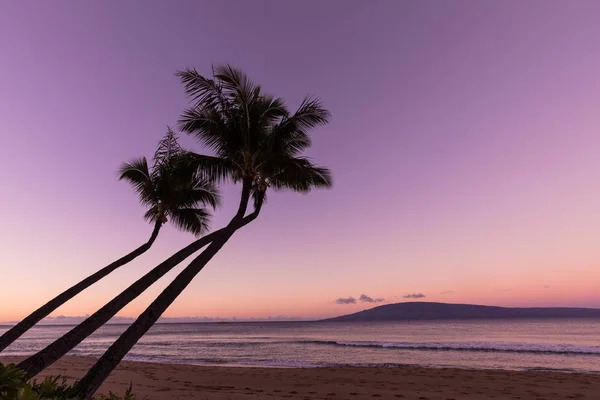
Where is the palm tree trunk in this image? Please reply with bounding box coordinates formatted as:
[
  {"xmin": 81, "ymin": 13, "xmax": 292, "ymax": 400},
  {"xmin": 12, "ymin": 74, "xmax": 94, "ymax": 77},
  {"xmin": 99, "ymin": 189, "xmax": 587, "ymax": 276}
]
[
  {"xmin": 0, "ymin": 220, "xmax": 162, "ymax": 354},
  {"xmin": 18, "ymin": 227, "xmax": 218, "ymax": 379},
  {"xmin": 72, "ymin": 180, "xmax": 256, "ymax": 399},
  {"xmin": 74, "ymin": 232, "xmax": 235, "ymax": 399},
  {"xmin": 18, "ymin": 181, "xmax": 257, "ymax": 380}
]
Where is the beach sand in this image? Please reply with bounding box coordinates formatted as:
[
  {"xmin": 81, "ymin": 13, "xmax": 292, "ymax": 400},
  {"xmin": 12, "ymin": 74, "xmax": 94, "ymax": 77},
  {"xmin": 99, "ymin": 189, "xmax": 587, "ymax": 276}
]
[{"xmin": 2, "ymin": 356, "xmax": 599, "ymax": 399}]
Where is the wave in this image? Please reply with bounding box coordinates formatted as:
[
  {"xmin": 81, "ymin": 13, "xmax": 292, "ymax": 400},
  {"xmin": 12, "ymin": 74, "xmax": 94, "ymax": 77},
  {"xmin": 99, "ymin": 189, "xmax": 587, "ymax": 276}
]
[
  {"xmin": 134, "ymin": 340, "xmax": 283, "ymax": 348},
  {"xmin": 72, "ymin": 338, "xmax": 600, "ymax": 356},
  {"xmin": 301, "ymin": 340, "xmax": 600, "ymax": 355},
  {"xmin": 124, "ymin": 355, "xmax": 231, "ymax": 365},
  {"xmin": 114, "ymin": 355, "xmax": 596, "ymax": 373}
]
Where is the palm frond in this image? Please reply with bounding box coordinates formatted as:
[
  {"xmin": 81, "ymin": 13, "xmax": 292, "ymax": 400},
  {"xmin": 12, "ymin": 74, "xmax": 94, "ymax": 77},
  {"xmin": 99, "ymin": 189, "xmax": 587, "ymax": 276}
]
[
  {"xmin": 175, "ymin": 68, "xmax": 228, "ymax": 112},
  {"xmin": 153, "ymin": 127, "xmax": 182, "ymax": 167},
  {"xmin": 172, "ymin": 172, "xmax": 222, "ymax": 210},
  {"xmin": 118, "ymin": 157, "xmax": 151, "ymax": 183},
  {"xmin": 268, "ymin": 97, "xmax": 329, "ymax": 156},
  {"xmin": 168, "ymin": 208, "xmax": 211, "ymax": 236},
  {"xmin": 152, "ymin": 156, "xmax": 221, "ymax": 210},
  {"xmin": 118, "ymin": 157, "xmax": 157, "ymax": 206},
  {"xmin": 289, "ymin": 96, "xmax": 331, "ymax": 131},
  {"xmin": 178, "ymin": 152, "xmax": 239, "ymax": 184},
  {"xmin": 211, "ymin": 64, "xmax": 270, "ymax": 156},
  {"xmin": 213, "ymin": 64, "xmax": 258, "ymax": 106},
  {"xmin": 178, "ymin": 106, "xmax": 230, "ymax": 154},
  {"xmin": 269, "ymin": 157, "xmax": 333, "ymax": 193},
  {"xmin": 249, "ymin": 95, "xmax": 288, "ymax": 155},
  {"xmin": 257, "ymin": 94, "xmax": 287, "ymax": 125}
]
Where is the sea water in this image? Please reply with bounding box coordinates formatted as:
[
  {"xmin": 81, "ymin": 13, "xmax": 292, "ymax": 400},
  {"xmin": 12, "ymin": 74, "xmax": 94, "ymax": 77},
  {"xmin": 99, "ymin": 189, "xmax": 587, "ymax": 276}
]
[{"xmin": 2, "ymin": 319, "xmax": 599, "ymax": 372}]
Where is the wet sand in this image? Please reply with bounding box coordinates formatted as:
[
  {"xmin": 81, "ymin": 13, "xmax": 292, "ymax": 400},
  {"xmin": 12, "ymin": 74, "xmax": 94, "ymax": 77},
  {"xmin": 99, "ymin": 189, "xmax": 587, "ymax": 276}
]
[{"xmin": 2, "ymin": 356, "xmax": 599, "ymax": 399}]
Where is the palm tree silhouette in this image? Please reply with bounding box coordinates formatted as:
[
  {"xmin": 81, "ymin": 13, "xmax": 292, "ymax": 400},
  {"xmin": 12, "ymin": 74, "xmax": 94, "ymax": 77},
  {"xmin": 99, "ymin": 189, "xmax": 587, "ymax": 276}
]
[
  {"xmin": 0, "ymin": 129, "xmax": 219, "ymax": 353},
  {"xmin": 72, "ymin": 65, "xmax": 332, "ymax": 398}
]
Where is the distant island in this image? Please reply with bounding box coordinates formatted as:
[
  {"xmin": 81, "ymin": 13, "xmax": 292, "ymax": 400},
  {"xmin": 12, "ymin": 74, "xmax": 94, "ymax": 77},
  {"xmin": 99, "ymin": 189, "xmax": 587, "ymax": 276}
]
[{"xmin": 322, "ymin": 302, "xmax": 600, "ymax": 322}]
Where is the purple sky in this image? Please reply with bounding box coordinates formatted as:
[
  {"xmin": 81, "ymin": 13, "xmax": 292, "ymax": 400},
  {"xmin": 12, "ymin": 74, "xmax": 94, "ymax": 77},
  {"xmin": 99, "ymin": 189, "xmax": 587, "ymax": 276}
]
[{"xmin": 1, "ymin": 1, "xmax": 600, "ymax": 321}]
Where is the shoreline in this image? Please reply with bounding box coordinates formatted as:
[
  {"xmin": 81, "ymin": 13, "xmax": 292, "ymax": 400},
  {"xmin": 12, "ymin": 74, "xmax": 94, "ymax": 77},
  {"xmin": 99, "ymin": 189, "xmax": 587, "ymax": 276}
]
[
  {"xmin": 5, "ymin": 354, "xmax": 599, "ymax": 374},
  {"xmin": 3, "ymin": 356, "xmax": 600, "ymax": 399}
]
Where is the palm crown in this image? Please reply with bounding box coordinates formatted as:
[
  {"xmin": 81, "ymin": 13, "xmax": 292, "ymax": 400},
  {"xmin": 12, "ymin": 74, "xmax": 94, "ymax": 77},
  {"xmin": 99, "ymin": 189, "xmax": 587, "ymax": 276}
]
[
  {"xmin": 176, "ymin": 64, "xmax": 332, "ymax": 209},
  {"xmin": 119, "ymin": 128, "xmax": 220, "ymax": 235}
]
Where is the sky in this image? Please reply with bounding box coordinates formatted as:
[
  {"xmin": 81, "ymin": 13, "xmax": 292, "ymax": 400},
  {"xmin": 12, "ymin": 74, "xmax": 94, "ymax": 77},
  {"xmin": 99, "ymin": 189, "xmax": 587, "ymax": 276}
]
[{"xmin": 1, "ymin": 1, "xmax": 600, "ymax": 322}]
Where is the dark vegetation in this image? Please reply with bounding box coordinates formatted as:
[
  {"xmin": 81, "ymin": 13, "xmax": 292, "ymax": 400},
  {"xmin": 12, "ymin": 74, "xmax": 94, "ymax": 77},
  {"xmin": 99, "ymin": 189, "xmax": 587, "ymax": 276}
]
[{"xmin": 0, "ymin": 362, "xmax": 138, "ymax": 399}]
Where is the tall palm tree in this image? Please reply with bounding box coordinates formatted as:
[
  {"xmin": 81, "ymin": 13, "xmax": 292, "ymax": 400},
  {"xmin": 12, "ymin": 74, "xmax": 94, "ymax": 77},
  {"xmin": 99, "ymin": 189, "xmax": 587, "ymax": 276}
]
[
  {"xmin": 71, "ymin": 65, "xmax": 332, "ymax": 398},
  {"xmin": 0, "ymin": 129, "xmax": 219, "ymax": 354}
]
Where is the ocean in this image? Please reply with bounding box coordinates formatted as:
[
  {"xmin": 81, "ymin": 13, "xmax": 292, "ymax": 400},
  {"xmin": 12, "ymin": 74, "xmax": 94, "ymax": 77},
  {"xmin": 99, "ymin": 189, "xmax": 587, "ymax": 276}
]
[{"xmin": 1, "ymin": 319, "xmax": 599, "ymax": 373}]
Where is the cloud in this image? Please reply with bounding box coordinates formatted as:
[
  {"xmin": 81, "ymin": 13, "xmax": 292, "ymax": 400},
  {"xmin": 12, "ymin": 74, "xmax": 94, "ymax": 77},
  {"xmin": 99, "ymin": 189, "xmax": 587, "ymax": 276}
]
[
  {"xmin": 543, "ymin": 285, "xmax": 551, "ymax": 288},
  {"xmin": 359, "ymin": 294, "xmax": 385, "ymax": 303},
  {"xmin": 334, "ymin": 296, "xmax": 357, "ymax": 304},
  {"xmin": 403, "ymin": 293, "xmax": 426, "ymax": 299},
  {"xmin": 440, "ymin": 291, "xmax": 454, "ymax": 294}
]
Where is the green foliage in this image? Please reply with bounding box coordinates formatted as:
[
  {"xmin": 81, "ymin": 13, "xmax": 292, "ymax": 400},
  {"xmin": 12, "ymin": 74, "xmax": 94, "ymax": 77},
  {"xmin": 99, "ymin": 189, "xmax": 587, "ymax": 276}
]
[
  {"xmin": 96, "ymin": 384, "xmax": 137, "ymax": 400},
  {"xmin": 0, "ymin": 363, "xmax": 140, "ymax": 400},
  {"xmin": 14, "ymin": 386, "xmax": 42, "ymax": 400},
  {"xmin": 0, "ymin": 363, "xmax": 26, "ymax": 399},
  {"xmin": 29, "ymin": 377, "xmax": 71, "ymax": 398}
]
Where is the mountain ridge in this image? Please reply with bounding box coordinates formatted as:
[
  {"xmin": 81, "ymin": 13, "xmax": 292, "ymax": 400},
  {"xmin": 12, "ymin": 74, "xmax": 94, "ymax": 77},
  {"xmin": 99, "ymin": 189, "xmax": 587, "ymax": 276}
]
[{"xmin": 322, "ymin": 302, "xmax": 600, "ymax": 322}]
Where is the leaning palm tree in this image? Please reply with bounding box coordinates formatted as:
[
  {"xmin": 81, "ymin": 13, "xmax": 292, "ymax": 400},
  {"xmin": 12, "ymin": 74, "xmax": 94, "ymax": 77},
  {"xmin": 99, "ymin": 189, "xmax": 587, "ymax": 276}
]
[
  {"xmin": 0, "ymin": 129, "xmax": 219, "ymax": 354},
  {"xmin": 71, "ymin": 64, "xmax": 332, "ymax": 398}
]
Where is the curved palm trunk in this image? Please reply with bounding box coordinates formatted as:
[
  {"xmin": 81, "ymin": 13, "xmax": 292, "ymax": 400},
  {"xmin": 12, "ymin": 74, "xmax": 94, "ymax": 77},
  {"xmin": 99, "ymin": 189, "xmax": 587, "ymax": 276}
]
[
  {"xmin": 0, "ymin": 221, "xmax": 162, "ymax": 354},
  {"xmin": 18, "ymin": 181, "xmax": 256, "ymax": 380},
  {"xmin": 18, "ymin": 228, "xmax": 218, "ymax": 379},
  {"xmin": 74, "ymin": 232, "xmax": 235, "ymax": 398},
  {"xmin": 72, "ymin": 181, "xmax": 257, "ymax": 399}
]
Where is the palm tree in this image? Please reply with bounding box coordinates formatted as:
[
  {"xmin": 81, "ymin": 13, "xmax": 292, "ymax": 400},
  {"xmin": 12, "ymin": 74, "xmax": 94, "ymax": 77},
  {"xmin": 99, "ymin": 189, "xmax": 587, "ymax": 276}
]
[
  {"xmin": 0, "ymin": 129, "xmax": 219, "ymax": 354},
  {"xmin": 71, "ymin": 65, "xmax": 332, "ymax": 399}
]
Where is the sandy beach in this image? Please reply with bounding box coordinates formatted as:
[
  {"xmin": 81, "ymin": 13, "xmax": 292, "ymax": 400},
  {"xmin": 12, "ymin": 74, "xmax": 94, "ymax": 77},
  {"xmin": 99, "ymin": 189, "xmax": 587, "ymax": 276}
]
[{"xmin": 2, "ymin": 356, "xmax": 599, "ymax": 399}]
